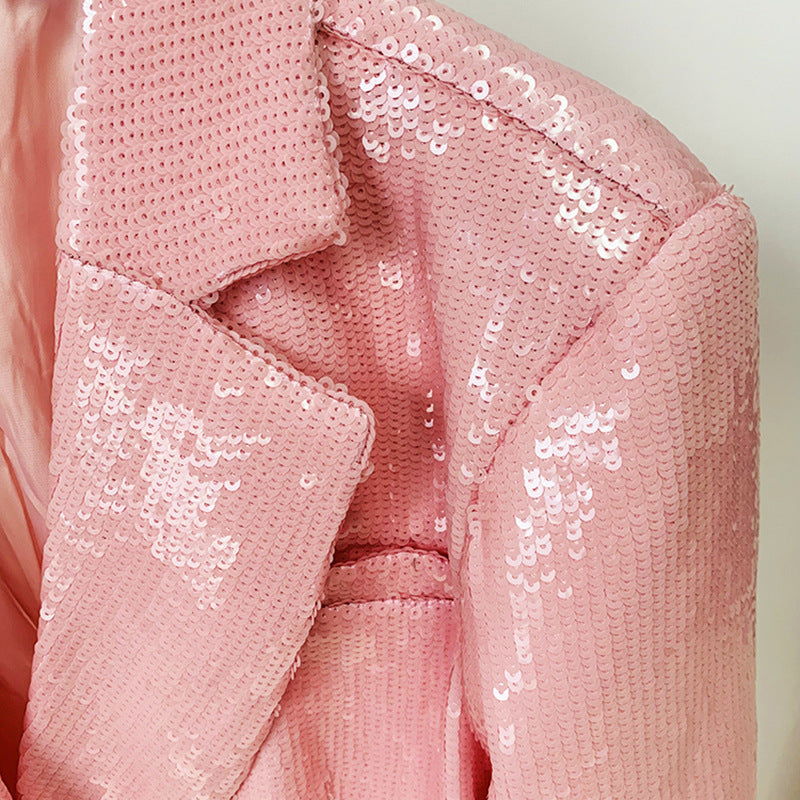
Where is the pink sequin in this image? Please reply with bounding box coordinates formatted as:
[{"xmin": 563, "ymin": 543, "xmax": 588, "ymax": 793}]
[{"xmin": 12, "ymin": 0, "xmax": 758, "ymax": 798}]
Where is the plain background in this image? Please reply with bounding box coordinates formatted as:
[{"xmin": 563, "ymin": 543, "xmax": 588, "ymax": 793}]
[{"xmin": 441, "ymin": 1, "xmax": 800, "ymax": 797}]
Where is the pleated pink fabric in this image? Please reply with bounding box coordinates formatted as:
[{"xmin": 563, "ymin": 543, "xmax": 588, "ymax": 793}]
[{"xmin": 4, "ymin": 0, "xmax": 758, "ymax": 798}]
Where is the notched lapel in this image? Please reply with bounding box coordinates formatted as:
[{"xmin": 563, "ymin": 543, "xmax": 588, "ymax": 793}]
[{"xmin": 19, "ymin": 3, "xmax": 381, "ymax": 796}]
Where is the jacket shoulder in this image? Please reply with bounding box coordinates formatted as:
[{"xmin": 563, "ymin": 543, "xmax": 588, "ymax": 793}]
[{"xmin": 321, "ymin": 0, "xmax": 722, "ymax": 225}]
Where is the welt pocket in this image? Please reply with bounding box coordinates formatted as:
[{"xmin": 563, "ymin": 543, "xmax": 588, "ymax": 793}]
[{"xmin": 244, "ymin": 593, "xmax": 460, "ymax": 798}]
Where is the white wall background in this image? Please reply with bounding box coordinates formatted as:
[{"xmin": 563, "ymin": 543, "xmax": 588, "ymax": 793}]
[{"xmin": 441, "ymin": 1, "xmax": 800, "ymax": 798}]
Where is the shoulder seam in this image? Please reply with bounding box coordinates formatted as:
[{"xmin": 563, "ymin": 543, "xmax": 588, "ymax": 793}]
[
  {"xmin": 318, "ymin": 19, "xmax": 714, "ymax": 228},
  {"xmin": 478, "ymin": 183, "xmax": 734, "ymax": 487}
]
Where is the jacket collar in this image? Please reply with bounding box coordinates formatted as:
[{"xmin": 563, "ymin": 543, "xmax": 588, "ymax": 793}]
[
  {"xmin": 55, "ymin": 0, "xmax": 683, "ymax": 311},
  {"xmin": 55, "ymin": 0, "xmax": 349, "ymax": 304}
]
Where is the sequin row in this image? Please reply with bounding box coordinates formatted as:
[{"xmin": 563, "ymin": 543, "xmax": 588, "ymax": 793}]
[{"xmin": 319, "ymin": 0, "xmax": 720, "ymax": 222}]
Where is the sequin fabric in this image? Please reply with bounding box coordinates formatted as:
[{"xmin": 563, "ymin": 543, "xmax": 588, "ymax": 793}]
[{"xmin": 14, "ymin": 0, "xmax": 759, "ymax": 798}]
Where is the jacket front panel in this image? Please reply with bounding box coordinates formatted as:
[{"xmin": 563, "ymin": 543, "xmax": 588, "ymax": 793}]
[{"xmin": 12, "ymin": 0, "xmax": 758, "ymax": 799}]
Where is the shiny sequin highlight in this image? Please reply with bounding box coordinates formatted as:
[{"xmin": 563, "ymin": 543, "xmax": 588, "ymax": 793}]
[{"xmin": 15, "ymin": 1, "xmax": 758, "ymax": 799}]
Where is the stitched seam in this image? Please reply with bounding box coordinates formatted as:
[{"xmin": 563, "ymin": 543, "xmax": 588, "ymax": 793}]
[
  {"xmin": 475, "ymin": 186, "xmax": 731, "ymax": 487},
  {"xmin": 330, "ymin": 546, "xmax": 451, "ymax": 567},
  {"xmin": 318, "ymin": 20, "xmax": 703, "ymax": 228},
  {"xmin": 320, "ymin": 596, "xmax": 455, "ymax": 609},
  {"xmin": 458, "ymin": 187, "xmax": 731, "ymax": 579}
]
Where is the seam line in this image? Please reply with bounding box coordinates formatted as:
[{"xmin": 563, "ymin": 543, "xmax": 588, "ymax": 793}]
[{"xmin": 318, "ymin": 18, "xmax": 710, "ymax": 227}]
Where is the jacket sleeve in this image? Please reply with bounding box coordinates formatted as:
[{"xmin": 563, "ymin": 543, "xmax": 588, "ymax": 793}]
[{"xmin": 459, "ymin": 190, "xmax": 759, "ymax": 800}]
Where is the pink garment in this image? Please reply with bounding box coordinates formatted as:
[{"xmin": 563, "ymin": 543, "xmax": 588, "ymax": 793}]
[{"xmin": 2, "ymin": 0, "xmax": 758, "ymax": 798}]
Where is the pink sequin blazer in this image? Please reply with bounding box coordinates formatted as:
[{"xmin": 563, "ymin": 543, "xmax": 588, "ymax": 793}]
[{"xmin": 7, "ymin": 0, "xmax": 760, "ymax": 798}]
